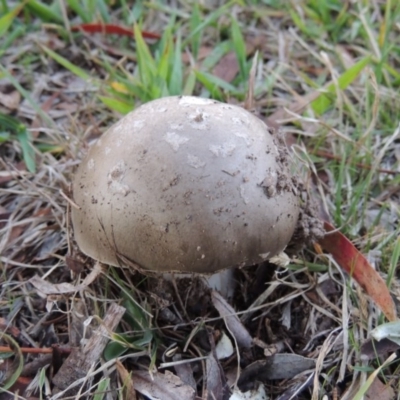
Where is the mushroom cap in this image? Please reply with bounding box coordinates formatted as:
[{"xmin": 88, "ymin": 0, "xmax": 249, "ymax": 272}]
[{"xmin": 71, "ymin": 96, "xmax": 300, "ymax": 273}]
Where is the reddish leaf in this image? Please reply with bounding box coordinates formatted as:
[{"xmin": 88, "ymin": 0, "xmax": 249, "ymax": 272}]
[
  {"xmin": 212, "ymin": 35, "xmax": 264, "ymax": 83},
  {"xmin": 71, "ymin": 23, "xmax": 161, "ymax": 40},
  {"xmin": 318, "ymin": 221, "xmax": 397, "ymax": 321},
  {"xmin": 212, "ymin": 51, "xmax": 239, "ymax": 83}
]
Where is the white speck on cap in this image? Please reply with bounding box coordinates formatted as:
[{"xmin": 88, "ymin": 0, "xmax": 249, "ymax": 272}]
[
  {"xmin": 179, "ymin": 97, "xmax": 215, "ymax": 106},
  {"xmin": 209, "ymin": 142, "xmax": 236, "ymax": 157},
  {"xmin": 164, "ymin": 132, "xmax": 189, "ymax": 151}
]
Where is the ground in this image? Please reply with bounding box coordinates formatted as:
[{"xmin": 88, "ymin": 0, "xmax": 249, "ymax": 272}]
[{"xmin": 0, "ymin": 1, "xmax": 400, "ymax": 399}]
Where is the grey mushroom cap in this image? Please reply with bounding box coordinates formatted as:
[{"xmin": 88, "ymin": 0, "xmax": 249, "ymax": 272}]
[{"xmin": 71, "ymin": 96, "xmax": 300, "ymax": 273}]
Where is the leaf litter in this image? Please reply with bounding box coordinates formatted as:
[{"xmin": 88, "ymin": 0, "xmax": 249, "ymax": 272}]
[{"xmin": 1, "ymin": 3, "xmax": 400, "ymax": 400}]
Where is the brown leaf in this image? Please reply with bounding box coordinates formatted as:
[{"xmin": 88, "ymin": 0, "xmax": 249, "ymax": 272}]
[
  {"xmin": 29, "ymin": 262, "xmax": 102, "ymax": 295},
  {"xmin": 173, "ymin": 354, "xmax": 196, "ymax": 391},
  {"xmin": 212, "ymin": 34, "xmax": 264, "ymax": 83},
  {"xmin": 0, "ymin": 318, "xmax": 20, "ymax": 337},
  {"xmin": 238, "ymin": 354, "xmax": 315, "ymax": 391},
  {"xmin": 361, "ymin": 337, "xmax": 400, "ymax": 361},
  {"xmin": 116, "ymin": 360, "xmax": 137, "ymax": 400},
  {"xmin": 131, "ymin": 370, "xmax": 195, "ymax": 400},
  {"xmin": 365, "ymin": 377, "xmax": 395, "ymax": 400},
  {"xmin": 0, "ymin": 90, "xmax": 21, "ymax": 110},
  {"xmin": 212, "ymin": 52, "xmax": 239, "ymax": 83},
  {"xmin": 71, "ymin": 23, "xmax": 161, "ymax": 40},
  {"xmin": 181, "ymin": 46, "xmax": 213, "ymax": 63},
  {"xmin": 318, "ymin": 221, "xmax": 397, "ymax": 321},
  {"xmin": 211, "ymin": 290, "xmax": 252, "ymax": 348},
  {"xmin": 205, "ymin": 353, "xmax": 226, "ymax": 400}
]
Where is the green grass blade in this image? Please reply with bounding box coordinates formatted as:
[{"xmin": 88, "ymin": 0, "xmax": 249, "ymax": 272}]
[
  {"xmin": 0, "ymin": 25, "xmax": 25, "ymax": 51},
  {"xmin": 352, "ymin": 353, "xmax": 396, "ymax": 400},
  {"xmin": 0, "ymin": 333, "xmax": 24, "ymax": 392},
  {"xmin": 156, "ymin": 29, "xmax": 173, "ymax": 82},
  {"xmin": 103, "ymin": 340, "xmax": 128, "ymax": 360},
  {"xmin": 25, "ymin": 0, "xmax": 63, "ymax": 23},
  {"xmin": 65, "ymin": 0, "xmax": 90, "ymax": 22},
  {"xmin": 0, "ymin": 113, "xmax": 36, "ymax": 173},
  {"xmin": 134, "ymin": 24, "xmax": 157, "ymax": 92},
  {"xmin": 189, "ymin": 3, "xmax": 202, "ymax": 60},
  {"xmin": 89, "ymin": 0, "xmax": 110, "ymax": 23},
  {"xmin": 194, "ymin": 70, "xmax": 224, "ymax": 100},
  {"xmin": 311, "ymin": 55, "xmax": 372, "ymax": 115},
  {"xmin": 93, "ymin": 378, "xmax": 110, "ymax": 400},
  {"xmin": 0, "ymin": 132, "xmax": 11, "ymax": 142},
  {"xmin": 40, "ymin": 45, "xmax": 93, "ymax": 81},
  {"xmin": 169, "ymin": 33, "xmax": 183, "ymax": 95},
  {"xmin": 182, "ymin": 69, "xmax": 197, "ymax": 95},
  {"xmin": 17, "ymin": 126, "xmax": 36, "ymax": 173},
  {"xmin": 230, "ymin": 18, "xmax": 247, "ymax": 81},
  {"xmin": 98, "ymin": 96, "xmax": 133, "ymax": 115},
  {"xmin": 386, "ymin": 237, "xmax": 400, "ymax": 289},
  {"xmin": 0, "ymin": 3, "xmax": 22, "ymax": 36},
  {"xmin": 182, "ymin": 0, "xmax": 239, "ymax": 48},
  {"xmin": 194, "ymin": 70, "xmax": 240, "ymax": 100}
]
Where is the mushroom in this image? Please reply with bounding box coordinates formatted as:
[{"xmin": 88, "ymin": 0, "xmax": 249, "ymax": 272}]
[{"xmin": 71, "ymin": 96, "xmax": 300, "ymax": 275}]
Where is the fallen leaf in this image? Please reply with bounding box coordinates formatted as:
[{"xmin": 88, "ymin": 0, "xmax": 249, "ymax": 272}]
[
  {"xmin": 172, "ymin": 354, "xmax": 196, "ymax": 391},
  {"xmin": 206, "ymin": 353, "xmax": 226, "ymax": 400},
  {"xmin": 212, "ymin": 51, "xmax": 240, "ymax": 83},
  {"xmin": 29, "ymin": 262, "xmax": 102, "ymax": 295},
  {"xmin": 273, "ymin": 374, "xmax": 314, "ymax": 400},
  {"xmin": 365, "ymin": 376, "xmax": 395, "ymax": 400},
  {"xmin": 370, "ymin": 321, "xmax": 400, "ymax": 346},
  {"xmin": 211, "ymin": 290, "xmax": 252, "ymax": 348},
  {"xmin": 318, "ymin": 221, "xmax": 397, "ymax": 321},
  {"xmin": 340, "ymin": 353, "xmax": 396, "ymax": 400},
  {"xmin": 71, "ymin": 23, "xmax": 161, "ymax": 40},
  {"xmin": 237, "ymin": 354, "xmax": 315, "ymax": 391},
  {"xmin": 361, "ymin": 337, "xmax": 400, "ymax": 361},
  {"xmin": 131, "ymin": 369, "xmax": 195, "ymax": 400},
  {"xmin": 116, "ymin": 360, "xmax": 137, "ymax": 400},
  {"xmin": 0, "ymin": 90, "xmax": 20, "ymax": 110},
  {"xmin": 212, "ymin": 35, "xmax": 263, "ymax": 83}
]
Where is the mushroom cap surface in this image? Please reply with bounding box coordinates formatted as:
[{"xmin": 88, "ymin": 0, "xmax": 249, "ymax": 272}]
[{"xmin": 71, "ymin": 96, "xmax": 300, "ymax": 273}]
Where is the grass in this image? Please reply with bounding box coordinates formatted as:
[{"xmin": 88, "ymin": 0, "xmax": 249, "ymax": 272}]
[{"xmin": 0, "ymin": 0, "xmax": 399, "ymax": 399}]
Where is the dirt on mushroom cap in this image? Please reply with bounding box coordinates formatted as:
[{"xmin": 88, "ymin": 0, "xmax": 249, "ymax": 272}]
[{"xmin": 71, "ymin": 96, "xmax": 314, "ymax": 273}]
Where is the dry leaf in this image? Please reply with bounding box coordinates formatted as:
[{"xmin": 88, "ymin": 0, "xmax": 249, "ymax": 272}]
[
  {"xmin": 361, "ymin": 337, "xmax": 400, "ymax": 361},
  {"xmin": 211, "ymin": 290, "xmax": 252, "ymax": 348},
  {"xmin": 212, "ymin": 52, "xmax": 239, "ymax": 83},
  {"xmin": 173, "ymin": 354, "xmax": 197, "ymax": 391},
  {"xmin": 116, "ymin": 359, "xmax": 137, "ymax": 400},
  {"xmin": 29, "ymin": 262, "xmax": 102, "ymax": 295},
  {"xmin": 206, "ymin": 353, "xmax": 227, "ymax": 400},
  {"xmin": 212, "ymin": 35, "xmax": 264, "ymax": 83},
  {"xmin": 0, "ymin": 90, "xmax": 21, "ymax": 110},
  {"xmin": 365, "ymin": 377, "xmax": 395, "ymax": 400},
  {"xmin": 238, "ymin": 354, "xmax": 315, "ymax": 392},
  {"xmin": 318, "ymin": 221, "xmax": 397, "ymax": 321},
  {"xmin": 131, "ymin": 370, "xmax": 195, "ymax": 400}
]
